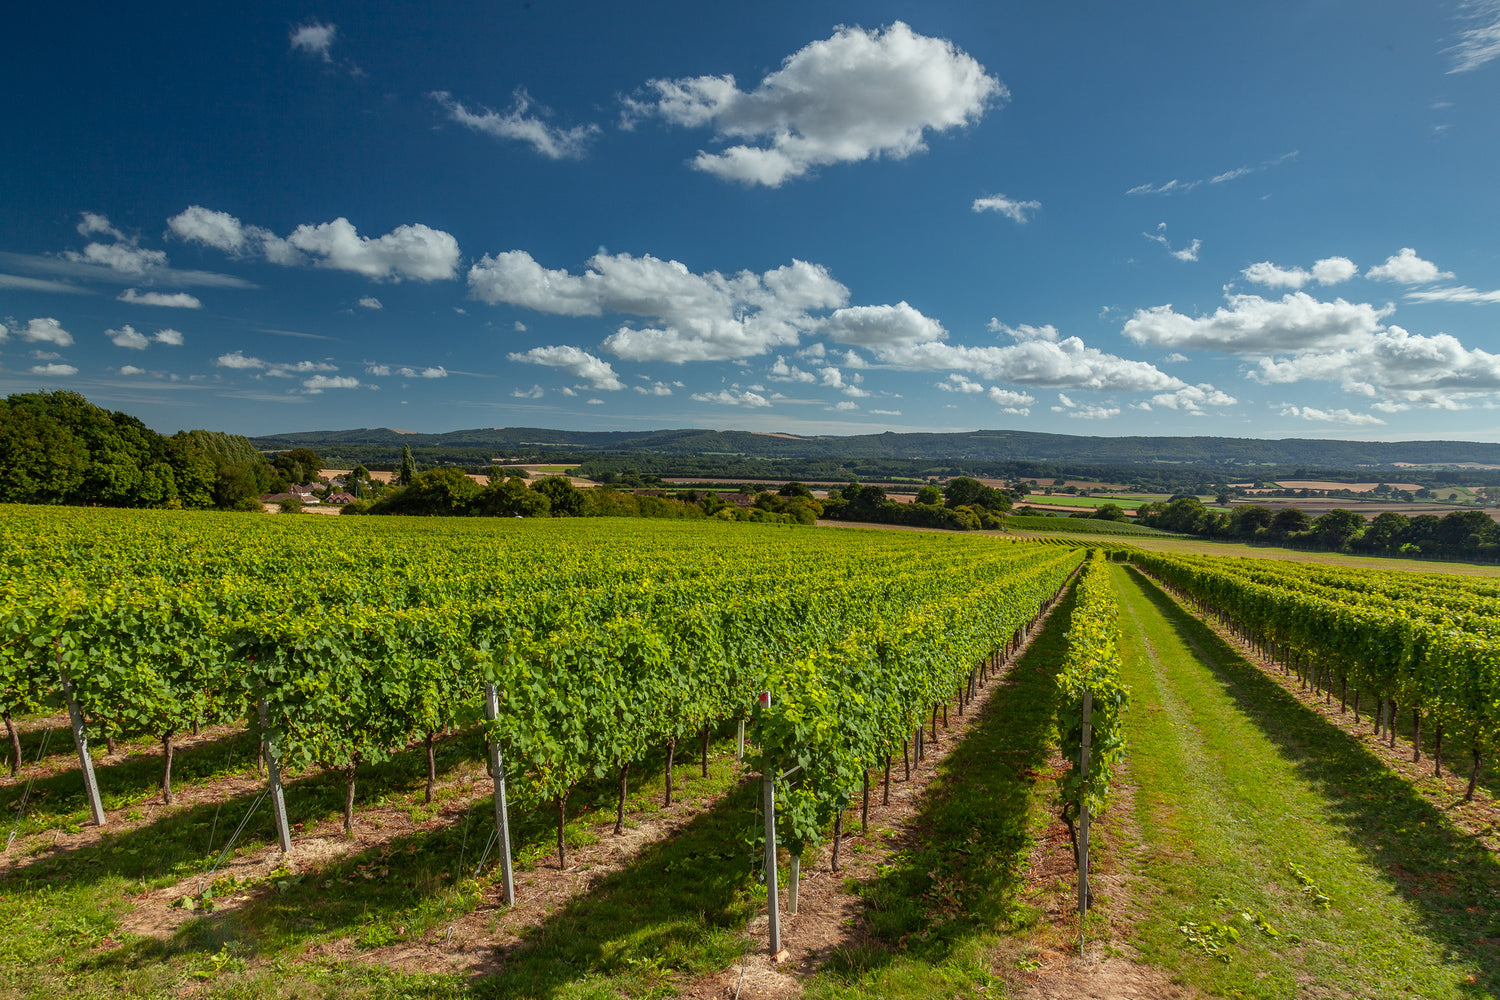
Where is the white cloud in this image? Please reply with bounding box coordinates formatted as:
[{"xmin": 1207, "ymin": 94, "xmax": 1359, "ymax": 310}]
[
  {"xmin": 118, "ymin": 365, "xmax": 145, "ymax": 375},
  {"xmin": 290, "ymin": 21, "xmax": 336, "ymax": 61},
  {"xmin": 690, "ymin": 389, "xmax": 771, "ymax": 407},
  {"xmin": 634, "ymin": 381, "xmax": 674, "ymax": 396},
  {"xmin": 118, "ymin": 288, "xmax": 201, "ymax": 308},
  {"xmin": 586, "ymin": 398, "xmax": 605, "ymax": 405},
  {"xmin": 1128, "ymin": 151, "xmax": 1298, "ymax": 195},
  {"xmin": 626, "ymin": 22, "xmax": 1002, "ymax": 186},
  {"xmin": 1150, "ymin": 383, "xmax": 1237, "ymax": 413},
  {"xmin": 366, "ymin": 364, "xmax": 447, "ymax": 379},
  {"xmin": 513, "ymin": 320, "xmax": 527, "ymax": 332},
  {"xmin": 153, "ymin": 328, "xmax": 184, "ymax": 346},
  {"xmin": 972, "ymin": 193, "xmax": 1040, "ymax": 223},
  {"xmin": 828, "ymin": 400, "xmax": 860, "ymax": 411},
  {"xmin": 508, "ymin": 344, "xmax": 624, "ymax": 390},
  {"xmin": 1366, "ymin": 248, "xmax": 1453, "ymax": 284},
  {"xmin": 64, "ymin": 242, "xmax": 167, "ymax": 276},
  {"xmin": 170, "ymin": 207, "xmax": 458, "ymax": 281},
  {"xmin": 29, "ymin": 363, "xmax": 78, "ymax": 376},
  {"xmin": 986, "ymin": 387, "xmax": 1035, "ymax": 413},
  {"xmin": 214, "ymin": 351, "xmax": 338, "ymax": 378},
  {"xmin": 511, "ymin": 384, "xmax": 545, "ymax": 399},
  {"xmin": 1143, "ymin": 228, "xmax": 1200, "ymax": 262},
  {"xmin": 875, "ymin": 327, "xmax": 1183, "ymax": 393},
  {"xmin": 1254, "ymin": 324, "xmax": 1500, "ymax": 406},
  {"xmin": 358, "ymin": 296, "xmax": 383, "ymax": 310},
  {"xmin": 1162, "ymin": 352, "xmax": 1190, "ymax": 363},
  {"xmin": 1278, "ymin": 405, "xmax": 1385, "ymax": 426},
  {"xmin": 1122, "ymin": 292, "xmax": 1391, "ymax": 353},
  {"xmin": 303, "ymin": 375, "xmax": 360, "ymax": 393},
  {"xmin": 822, "ymin": 301, "xmax": 945, "ymax": 346},
  {"xmin": 1311, "ymin": 257, "xmax": 1359, "ymax": 285},
  {"xmin": 431, "ymin": 90, "xmax": 600, "ymax": 159},
  {"xmin": 869, "ymin": 408, "xmax": 902, "ymax": 416},
  {"xmin": 988, "ymin": 320, "xmax": 1060, "ymax": 342},
  {"xmin": 0, "ymin": 273, "xmax": 89, "ymax": 294},
  {"xmin": 1405, "ymin": 285, "xmax": 1500, "ymax": 304},
  {"xmin": 470, "ymin": 251, "xmax": 848, "ymax": 361},
  {"xmin": 1050, "ymin": 396, "xmax": 1119, "ymax": 419},
  {"xmin": 287, "ymin": 218, "xmax": 460, "ymax": 282},
  {"xmin": 10, "ymin": 317, "xmax": 74, "ymax": 346},
  {"xmin": 77, "ymin": 213, "xmax": 126, "ymax": 240},
  {"xmin": 1448, "ymin": 0, "xmax": 1500, "ymax": 72},
  {"xmin": 769, "ymin": 355, "xmax": 818, "ymax": 383},
  {"xmin": 106, "ymin": 324, "xmax": 150, "ymax": 350},
  {"xmin": 937, "ymin": 373, "xmax": 985, "ymax": 393}
]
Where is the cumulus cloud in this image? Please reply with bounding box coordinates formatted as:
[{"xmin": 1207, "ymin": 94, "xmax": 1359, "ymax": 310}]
[
  {"xmin": 937, "ymin": 373, "xmax": 985, "ymax": 393},
  {"xmin": 7, "ymin": 317, "xmax": 73, "ymax": 347},
  {"xmin": 769, "ymin": 356, "xmax": 818, "ymax": 383},
  {"xmin": 1278, "ymin": 405, "xmax": 1385, "ymax": 426},
  {"xmin": 508, "ymin": 344, "xmax": 624, "ymax": 390},
  {"xmin": 869, "ymin": 408, "xmax": 902, "ymax": 416},
  {"xmin": 64, "ymin": 242, "xmax": 167, "ymax": 276},
  {"xmin": 986, "ymin": 387, "xmax": 1035, "ymax": 414},
  {"xmin": 290, "ymin": 21, "xmax": 336, "ymax": 61},
  {"xmin": 1241, "ymin": 257, "xmax": 1356, "ymax": 289},
  {"xmin": 511, "ymin": 385, "xmax": 545, "ymax": 399},
  {"xmin": 431, "ymin": 90, "xmax": 601, "ymax": 159},
  {"xmin": 118, "ymin": 365, "xmax": 145, "ymax": 375},
  {"xmin": 634, "ymin": 381, "xmax": 674, "ymax": 396},
  {"xmin": 118, "ymin": 288, "xmax": 201, "ymax": 308},
  {"xmin": 972, "ymin": 193, "xmax": 1040, "ymax": 223},
  {"xmin": 1448, "ymin": 0, "xmax": 1500, "ymax": 72},
  {"xmin": 1050, "ymin": 394, "xmax": 1120, "ymax": 420},
  {"xmin": 29, "ymin": 363, "xmax": 78, "ymax": 376},
  {"xmin": 470, "ymin": 251, "xmax": 848, "ymax": 362},
  {"xmin": 822, "ymin": 301, "xmax": 946, "ymax": 346},
  {"xmin": 874, "ymin": 324, "xmax": 1183, "ymax": 393},
  {"xmin": 366, "ymin": 364, "xmax": 448, "ymax": 379},
  {"xmin": 214, "ymin": 351, "xmax": 338, "ymax": 377},
  {"xmin": 169, "ymin": 206, "xmax": 459, "ymax": 281},
  {"xmin": 153, "ymin": 328, "xmax": 184, "ymax": 345},
  {"xmin": 1366, "ymin": 248, "xmax": 1453, "ymax": 284},
  {"xmin": 1254, "ymin": 325, "xmax": 1500, "ymax": 406},
  {"xmin": 303, "ymin": 375, "xmax": 360, "ymax": 393},
  {"xmin": 828, "ymin": 400, "xmax": 860, "ymax": 412},
  {"xmin": 624, "ymin": 22, "xmax": 1002, "ymax": 186},
  {"xmin": 286, "ymin": 218, "xmax": 460, "ymax": 282},
  {"xmin": 691, "ymin": 388, "xmax": 771, "ymax": 407},
  {"xmin": 1122, "ymin": 292, "xmax": 1391, "ymax": 353},
  {"xmin": 358, "ymin": 296, "xmax": 383, "ymax": 310},
  {"xmin": 1150, "ymin": 383, "xmax": 1237, "ymax": 413},
  {"xmin": 106, "ymin": 324, "xmax": 150, "ymax": 349}
]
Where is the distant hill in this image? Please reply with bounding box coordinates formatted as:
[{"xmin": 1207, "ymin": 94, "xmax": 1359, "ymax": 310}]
[{"xmin": 250, "ymin": 426, "xmax": 1500, "ymax": 470}]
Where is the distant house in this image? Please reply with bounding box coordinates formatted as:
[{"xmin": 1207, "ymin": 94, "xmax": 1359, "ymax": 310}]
[{"xmin": 324, "ymin": 491, "xmax": 357, "ymax": 505}]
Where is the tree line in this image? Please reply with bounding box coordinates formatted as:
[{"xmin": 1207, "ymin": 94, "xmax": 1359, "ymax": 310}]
[{"xmin": 1135, "ymin": 496, "xmax": 1500, "ymax": 559}]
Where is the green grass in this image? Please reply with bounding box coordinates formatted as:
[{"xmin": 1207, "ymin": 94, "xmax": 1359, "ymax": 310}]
[
  {"xmin": 1112, "ymin": 563, "xmax": 1500, "ymax": 998},
  {"xmin": 805, "ymin": 588, "xmax": 1077, "ymax": 999},
  {"xmin": 1026, "ymin": 495, "xmax": 1150, "ymax": 510},
  {"xmin": 1, "ymin": 729, "xmax": 754, "ymax": 998}
]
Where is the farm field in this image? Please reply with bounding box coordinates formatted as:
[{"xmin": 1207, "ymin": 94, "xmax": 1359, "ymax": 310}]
[{"xmin": 1, "ymin": 509, "xmax": 1497, "ymax": 998}]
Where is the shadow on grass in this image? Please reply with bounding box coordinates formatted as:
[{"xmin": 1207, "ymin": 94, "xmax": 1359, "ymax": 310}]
[
  {"xmin": 815, "ymin": 587, "xmax": 1075, "ymax": 986},
  {"xmin": 1128, "ymin": 568, "xmax": 1500, "ymax": 998}
]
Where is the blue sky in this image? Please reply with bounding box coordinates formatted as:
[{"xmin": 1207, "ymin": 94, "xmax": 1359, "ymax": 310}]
[{"xmin": 3, "ymin": 1, "xmax": 1500, "ymax": 440}]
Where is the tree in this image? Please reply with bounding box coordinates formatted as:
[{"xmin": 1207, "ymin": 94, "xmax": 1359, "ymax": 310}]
[
  {"xmin": 778, "ymin": 481, "xmax": 813, "ymax": 498},
  {"xmin": 915, "ymin": 485, "xmax": 942, "ymax": 505},
  {"xmin": 1229, "ymin": 504, "xmax": 1274, "ymax": 538},
  {"xmin": 531, "ymin": 475, "xmax": 585, "ymax": 516},
  {"xmin": 1359, "ymin": 511, "xmax": 1409, "ymax": 552},
  {"xmin": 1270, "ymin": 507, "xmax": 1312, "ymax": 537},
  {"xmin": 396, "ymin": 445, "xmax": 418, "ymax": 487},
  {"xmin": 1312, "ymin": 508, "xmax": 1364, "ymax": 550},
  {"xmin": 370, "ymin": 467, "xmax": 479, "ymax": 516},
  {"xmin": 1093, "ymin": 503, "xmax": 1127, "ymax": 522}
]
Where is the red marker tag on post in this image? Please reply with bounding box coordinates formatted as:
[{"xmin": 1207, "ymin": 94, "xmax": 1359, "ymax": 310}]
[{"xmin": 757, "ymin": 691, "xmax": 770, "ymax": 707}]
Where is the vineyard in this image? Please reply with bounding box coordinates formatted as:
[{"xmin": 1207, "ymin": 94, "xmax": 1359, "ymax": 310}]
[{"xmin": 2, "ymin": 508, "xmax": 1497, "ymax": 998}]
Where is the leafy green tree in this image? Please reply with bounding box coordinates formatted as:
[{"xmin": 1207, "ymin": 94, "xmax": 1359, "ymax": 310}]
[
  {"xmin": 396, "ymin": 445, "xmax": 418, "ymax": 487},
  {"xmin": 915, "ymin": 484, "xmax": 942, "ymax": 505},
  {"xmin": 369, "ymin": 467, "xmax": 479, "ymax": 516},
  {"xmin": 1093, "ymin": 503, "xmax": 1127, "ymax": 522},
  {"xmin": 1270, "ymin": 507, "xmax": 1312, "ymax": 537},
  {"xmin": 531, "ymin": 475, "xmax": 584, "ymax": 516},
  {"xmin": 1229, "ymin": 504, "xmax": 1275, "ymax": 538},
  {"xmin": 1312, "ymin": 508, "xmax": 1365, "ymax": 550}
]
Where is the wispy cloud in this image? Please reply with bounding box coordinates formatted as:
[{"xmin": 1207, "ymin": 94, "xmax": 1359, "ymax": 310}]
[{"xmin": 1127, "ymin": 150, "xmax": 1297, "ymax": 195}]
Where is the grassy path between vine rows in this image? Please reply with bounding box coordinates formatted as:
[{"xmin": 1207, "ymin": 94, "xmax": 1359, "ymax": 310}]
[{"xmin": 1112, "ymin": 563, "xmax": 1500, "ymax": 999}]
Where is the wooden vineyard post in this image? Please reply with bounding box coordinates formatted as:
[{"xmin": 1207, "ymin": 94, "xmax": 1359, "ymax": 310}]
[
  {"xmin": 484, "ymin": 684, "xmax": 516, "ymax": 906},
  {"xmin": 59, "ymin": 667, "xmax": 106, "ymax": 827},
  {"xmin": 258, "ymin": 699, "xmax": 293, "ymax": 853},
  {"xmin": 759, "ymin": 690, "xmax": 784, "ymax": 959},
  {"xmin": 736, "ymin": 717, "xmax": 745, "ymax": 761},
  {"xmin": 1078, "ymin": 689, "xmax": 1093, "ymax": 939},
  {"xmin": 788, "ymin": 855, "xmax": 800, "ymax": 915}
]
